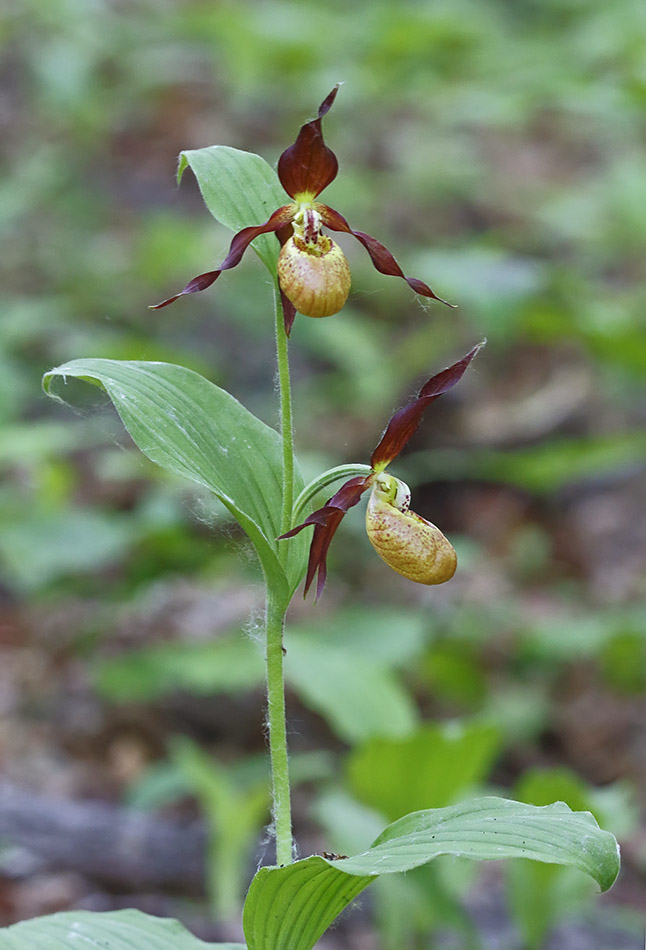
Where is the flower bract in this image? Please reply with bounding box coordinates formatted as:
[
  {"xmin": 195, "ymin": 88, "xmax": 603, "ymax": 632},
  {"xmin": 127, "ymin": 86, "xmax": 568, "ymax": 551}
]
[
  {"xmin": 280, "ymin": 342, "xmax": 484, "ymax": 597},
  {"xmin": 151, "ymin": 86, "xmax": 453, "ymax": 334}
]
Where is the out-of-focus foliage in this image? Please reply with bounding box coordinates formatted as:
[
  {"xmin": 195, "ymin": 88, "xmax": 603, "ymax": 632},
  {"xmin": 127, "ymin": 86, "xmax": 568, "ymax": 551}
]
[
  {"xmin": 2, "ymin": 0, "xmax": 645, "ymax": 945},
  {"xmin": 0, "ymin": 909, "xmax": 245, "ymax": 949}
]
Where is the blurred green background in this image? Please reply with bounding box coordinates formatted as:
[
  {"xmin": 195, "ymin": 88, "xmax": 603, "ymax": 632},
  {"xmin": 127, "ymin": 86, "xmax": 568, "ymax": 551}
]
[{"xmin": 1, "ymin": 0, "xmax": 645, "ymax": 946}]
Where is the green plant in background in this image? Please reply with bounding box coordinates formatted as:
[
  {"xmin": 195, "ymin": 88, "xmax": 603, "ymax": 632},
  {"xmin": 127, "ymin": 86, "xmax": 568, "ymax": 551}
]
[
  {"xmin": 1, "ymin": 89, "xmax": 620, "ymax": 950},
  {"xmin": 170, "ymin": 738, "xmax": 271, "ymax": 923},
  {"xmin": 506, "ymin": 767, "xmax": 638, "ymax": 950}
]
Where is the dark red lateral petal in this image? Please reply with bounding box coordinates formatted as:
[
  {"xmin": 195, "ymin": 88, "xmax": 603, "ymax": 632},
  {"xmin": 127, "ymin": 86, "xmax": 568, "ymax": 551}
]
[
  {"xmin": 279, "ymin": 475, "xmax": 371, "ymax": 540},
  {"xmin": 149, "ymin": 270, "xmax": 222, "ymax": 309},
  {"xmin": 308, "ymin": 516, "xmax": 342, "ymax": 600},
  {"xmin": 150, "ymin": 205, "xmax": 294, "ymax": 309},
  {"xmin": 278, "ymin": 475, "xmax": 370, "ymax": 598},
  {"xmin": 318, "ymin": 205, "xmax": 454, "ymax": 307},
  {"xmin": 277, "ymin": 86, "xmax": 341, "ymax": 200},
  {"xmin": 370, "ymin": 342, "xmax": 485, "ymax": 470}
]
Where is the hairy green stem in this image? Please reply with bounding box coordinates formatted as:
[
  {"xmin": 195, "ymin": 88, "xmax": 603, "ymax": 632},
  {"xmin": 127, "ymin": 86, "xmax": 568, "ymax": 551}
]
[
  {"xmin": 265, "ymin": 594, "xmax": 292, "ymax": 865},
  {"xmin": 264, "ymin": 280, "xmax": 294, "ymax": 866}
]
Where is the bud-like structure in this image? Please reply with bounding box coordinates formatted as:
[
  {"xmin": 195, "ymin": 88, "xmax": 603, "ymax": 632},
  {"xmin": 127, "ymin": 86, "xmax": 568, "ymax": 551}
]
[
  {"xmin": 277, "ymin": 206, "xmax": 351, "ymax": 318},
  {"xmin": 365, "ymin": 473, "xmax": 457, "ymax": 585}
]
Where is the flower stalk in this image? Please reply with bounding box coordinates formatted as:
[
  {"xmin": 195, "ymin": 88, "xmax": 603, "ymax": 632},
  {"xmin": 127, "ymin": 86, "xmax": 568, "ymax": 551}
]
[
  {"xmin": 264, "ymin": 593, "xmax": 292, "ymax": 866},
  {"xmin": 263, "ymin": 279, "xmax": 296, "ymax": 865},
  {"xmin": 274, "ymin": 280, "xmax": 296, "ymax": 545}
]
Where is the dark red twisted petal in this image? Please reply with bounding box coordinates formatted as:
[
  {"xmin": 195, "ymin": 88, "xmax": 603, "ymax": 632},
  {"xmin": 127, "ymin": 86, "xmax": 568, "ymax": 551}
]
[
  {"xmin": 317, "ymin": 204, "xmax": 455, "ymax": 307},
  {"xmin": 277, "ymin": 86, "xmax": 341, "ymax": 200},
  {"xmin": 279, "ymin": 475, "xmax": 371, "ymax": 599},
  {"xmin": 370, "ymin": 342, "xmax": 485, "ymax": 470},
  {"xmin": 150, "ymin": 205, "xmax": 294, "ymax": 309}
]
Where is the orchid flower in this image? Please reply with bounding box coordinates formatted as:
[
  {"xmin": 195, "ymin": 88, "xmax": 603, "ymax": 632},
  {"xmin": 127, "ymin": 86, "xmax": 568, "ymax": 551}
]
[
  {"xmin": 280, "ymin": 343, "xmax": 484, "ymax": 598},
  {"xmin": 151, "ymin": 86, "xmax": 452, "ymax": 334}
]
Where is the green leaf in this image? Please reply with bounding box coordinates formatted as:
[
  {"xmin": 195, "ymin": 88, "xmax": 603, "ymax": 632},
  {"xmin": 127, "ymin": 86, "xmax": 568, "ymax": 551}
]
[
  {"xmin": 286, "ymin": 633, "xmax": 418, "ymax": 742},
  {"xmin": 359, "ymin": 798, "xmax": 619, "ymax": 888},
  {"xmin": 243, "ymin": 859, "xmax": 373, "ymax": 950},
  {"xmin": 347, "ymin": 722, "xmax": 501, "ymax": 819},
  {"xmin": 172, "ymin": 737, "xmax": 270, "ymax": 920},
  {"xmin": 279, "ymin": 607, "xmax": 429, "ymax": 743},
  {"xmin": 471, "ymin": 432, "xmax": 646, "ymax": 494},
  {"xmin": 43, "ymin": 359, "xmax": 307, "ymax": 601},
  {"xmin": 243, "ymin": 798, "xmax": 619, "ymax": 950},
  {"xmin": 179, "ymin": 146, "xmax": 287, "ymax": 272},
  {"xmin": 313, "ymin": 793, "xmax": 481, "ymax": 949},
  {"xmin": 601, "ymin": 629, "xmax": 646, "ymax": 695},
  {"xmin": 0, "ymin": 506, "xmax": 139, "ymax": 592},
  {"xmin": 314, "ymin": 789, "xmax": 386, "ymax": 856},
  {"xmin": 407, "ymin": 431, "xmax": 646, "ymax": 496},
  {"xmin": 291, "ymin": 605, "xmax": 429, "ymax": 666},
  {"xmin": 95, "ymin": 635, "xmax": 264, "ymax": 702},
  {"xmin": 96, "ymin": 623, "xmax": 417, "ymax": 741},
  {"xmin": 505, "ymin": 859, "xmax": 595, "ymax": 950},
  {"xmin": 0, "ymin": 909, "xmax": 244, "ymax": 949}
]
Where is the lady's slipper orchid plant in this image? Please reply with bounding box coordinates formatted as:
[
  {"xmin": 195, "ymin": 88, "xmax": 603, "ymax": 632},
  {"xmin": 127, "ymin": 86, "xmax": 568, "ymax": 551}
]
[
  {"xmin": 280, "ymin": 342, "xmax": 484, "ymax": 598},
  {"xmin": 151, "ymin": 85, "xmax": 452, "ymax": 334},
  {"xmin": 37, "ymin": 81, "xmax": 621, "ymax": 947}
]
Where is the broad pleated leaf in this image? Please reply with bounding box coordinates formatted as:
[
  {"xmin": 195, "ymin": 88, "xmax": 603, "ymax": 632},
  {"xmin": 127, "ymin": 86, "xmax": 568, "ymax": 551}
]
[
  {"xmin": 43, "ymin": 360, "xmax": 307, "ymax": 601},
  {"xmin": 179, "ymin": 146, "xmax": 287, "ymax": 272},
  {"xmin": 243, "ymin": 797, "xmax": 619, "ymax": 950},
  {"xmin": 355, "ymin": 798, "xmax": 619, "ymax": 884},
  {"xmin": 243, "ymin": 858, "xmax": 372, "ymax": 950},
  {"xmin": 0, "ymin": 909, "xmax": 245, "ymax": 949}
]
